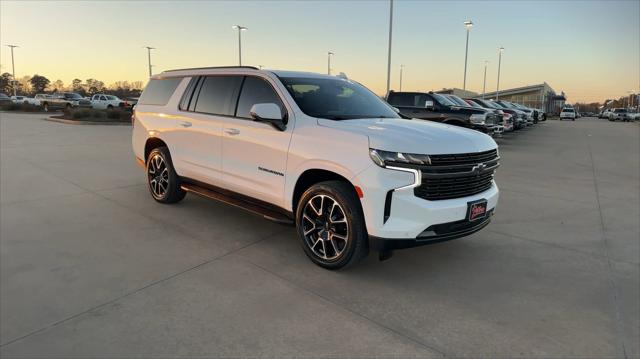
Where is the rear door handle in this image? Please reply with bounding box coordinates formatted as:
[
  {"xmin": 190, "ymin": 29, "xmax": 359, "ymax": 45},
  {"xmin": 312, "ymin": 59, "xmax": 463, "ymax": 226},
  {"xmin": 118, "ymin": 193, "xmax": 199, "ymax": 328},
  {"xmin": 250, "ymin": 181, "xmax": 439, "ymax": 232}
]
[
  {"xmin": 224, "ymin": 128, "xmax": 240, "ymax": 136},
  {"xmin": 179, "ymin": 121, "xmax": 192, "ymax": 128}
]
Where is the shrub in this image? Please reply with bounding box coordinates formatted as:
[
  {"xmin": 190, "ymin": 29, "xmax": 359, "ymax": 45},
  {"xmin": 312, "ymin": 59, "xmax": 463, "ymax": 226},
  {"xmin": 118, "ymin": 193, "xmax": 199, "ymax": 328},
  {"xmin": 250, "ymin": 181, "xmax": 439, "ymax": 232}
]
[
  {"xmin": 64, "ymin": 108, "xmax": 128, "ymax": 122},
  {"xmin": 1, "ymin": 103, "xmax": 43, "ymax": 112},
  {"xmin": 92, "ymin": 110, "xmax": 106, "ymax": 120},
  {"xmin": 71, "ymin": 109, "xmax": 92, "ymax": 119}
]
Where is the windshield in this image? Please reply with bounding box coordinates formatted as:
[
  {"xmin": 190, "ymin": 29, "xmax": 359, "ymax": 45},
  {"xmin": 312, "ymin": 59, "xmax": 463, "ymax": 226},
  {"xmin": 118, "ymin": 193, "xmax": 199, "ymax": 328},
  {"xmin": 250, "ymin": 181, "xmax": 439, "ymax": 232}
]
[
  {"xmin": 280, "ymin": 77, "xmax": 399, "ymax": 120},
  {"xmin": 489, "ymin": 101, "xmax": 507, "ymax": 109},
  {"xmin": 65, "ymin": 93, "xmax": 83, "ymax": 99},
  {"xmin": 499, "ymin": 101, "xmax": 517, "ymax": 109},
  {"xmin": 466, "ymin": 100, "xmax": 485, "ymax": 109},
  {"xmin": 562, "ymin": 108, "xmax": 574, "ymax": 112},
  {"xmin": 106, "ymin": 95, "xmax": 118, "ymax": 100},
  {"xmin": 614, "ymin": 109, "xmax": 627, "ymax": 113},
  {"xmin": 445, "ymin": 95, "xmax": 471, "ymax": 107},
  {"xmin": 431, "ymin": 93, "xmax": 457, "ymax": 107}
]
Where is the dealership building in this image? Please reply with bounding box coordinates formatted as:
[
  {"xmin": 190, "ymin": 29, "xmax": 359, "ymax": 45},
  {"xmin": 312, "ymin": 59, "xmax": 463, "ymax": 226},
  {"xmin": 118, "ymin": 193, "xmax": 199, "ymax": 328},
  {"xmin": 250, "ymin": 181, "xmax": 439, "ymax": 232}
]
[
  {"xmin": 478, "ymin": 83, "xmax": 566, "ymax": 114},
  {"xmin": 436, "ymin": 83, "xmax": 566, "ymax": 114}
]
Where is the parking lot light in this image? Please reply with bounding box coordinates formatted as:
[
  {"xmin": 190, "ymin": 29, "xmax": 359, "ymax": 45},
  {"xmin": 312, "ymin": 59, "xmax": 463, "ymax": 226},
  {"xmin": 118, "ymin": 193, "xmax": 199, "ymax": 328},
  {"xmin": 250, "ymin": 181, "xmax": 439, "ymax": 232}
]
[
  {"xmin": 482, "ymin": 60, "xmax": 488, "ymax": 99},
  {"xmin": 463, "ymin": 21, "xmax": 473, "ymax": 91},
  {"xmin": 496, "ymin": 47, "xmax": 504, "ymax": 100},
  {"xmin": 327, "ymin": 51, "xmax": 334, "ymax": 75},
  {"xmin": 385, "ymin": 0, "xmax": 394, "ymax": 96},
  {"xmin": 232, "ymin": 25, "xmax": 248, "ymax": 66},
  {"xmin": 5, "ymin": 44, "xmax": 18, "ymax": 96},
  {"xmin": 144, "ymin": 46, "xmax": 155, "ymax": 78}
]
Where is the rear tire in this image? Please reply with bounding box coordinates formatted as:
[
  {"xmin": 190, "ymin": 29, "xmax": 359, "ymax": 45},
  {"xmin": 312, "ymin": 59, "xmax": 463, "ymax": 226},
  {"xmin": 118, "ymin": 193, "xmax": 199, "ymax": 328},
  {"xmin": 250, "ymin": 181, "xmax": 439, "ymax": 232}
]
[
  {"xmin": 296, "ymin": 181, "xmax": 368, "ymax": 270},
  {"xmin": 43, "ymin": 103, "xmax": 49, "ymax": 112},
  {"xmin": 146, "ymin": 147, "xmax": 186, "ymax": 204}
]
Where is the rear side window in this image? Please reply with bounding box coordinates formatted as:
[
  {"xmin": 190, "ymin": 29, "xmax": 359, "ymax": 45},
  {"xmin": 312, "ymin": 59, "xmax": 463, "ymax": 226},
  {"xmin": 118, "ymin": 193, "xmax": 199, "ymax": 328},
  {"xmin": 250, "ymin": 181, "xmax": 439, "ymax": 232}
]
[
  {"xmin": 388, "ymin": 93, "xmax": 424, "ymax": 107},
  {"xmin": 194, "ymin": 76, "xmax": 243, "ymax": 116},
  {"xmin": 138, "ymin": 78, "xmax": 182, "ymax": 106},
  {"xmin": 236, "ymin": 77, "xmax": 285, "ymax": 119}
]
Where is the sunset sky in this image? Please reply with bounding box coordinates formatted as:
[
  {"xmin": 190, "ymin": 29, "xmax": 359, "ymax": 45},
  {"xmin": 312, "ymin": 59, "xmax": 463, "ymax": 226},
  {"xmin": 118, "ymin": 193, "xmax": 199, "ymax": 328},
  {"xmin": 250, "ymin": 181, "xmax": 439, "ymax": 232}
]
[{"xmin": 1, "ymin": 0, "xmax": 638, "ymax": 103}]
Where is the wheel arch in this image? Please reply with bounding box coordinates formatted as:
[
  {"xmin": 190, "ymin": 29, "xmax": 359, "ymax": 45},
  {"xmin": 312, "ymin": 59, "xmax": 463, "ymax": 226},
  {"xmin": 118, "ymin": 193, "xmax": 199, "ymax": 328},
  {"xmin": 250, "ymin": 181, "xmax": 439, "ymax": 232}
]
[
  {"xmin": 292, "ymin": 168, "xmax": 361, "ymax": 214},
  {"xmin": 144, "ymin": 137, "xmax": 168, "ymax": 162}
]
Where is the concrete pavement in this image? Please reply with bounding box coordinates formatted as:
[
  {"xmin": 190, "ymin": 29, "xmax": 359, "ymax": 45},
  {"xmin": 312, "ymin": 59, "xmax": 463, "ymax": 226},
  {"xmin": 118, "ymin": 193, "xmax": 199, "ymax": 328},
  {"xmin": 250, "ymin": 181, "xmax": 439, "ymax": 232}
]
[{"xmin": 1, "ymin": 112, "xmax": 638, "ymax": 358}]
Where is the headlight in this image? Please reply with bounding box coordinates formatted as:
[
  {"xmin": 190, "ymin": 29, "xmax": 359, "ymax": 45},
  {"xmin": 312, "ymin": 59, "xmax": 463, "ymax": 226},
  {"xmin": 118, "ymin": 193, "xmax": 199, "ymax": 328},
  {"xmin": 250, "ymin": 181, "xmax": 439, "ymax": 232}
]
[
  {"xmin": 369, "ymin": 149, "xmax": 430, "ymax": 168},
  {"xmin": 469, "ymin": 114, "xmax": 486, "ymax": 124}
]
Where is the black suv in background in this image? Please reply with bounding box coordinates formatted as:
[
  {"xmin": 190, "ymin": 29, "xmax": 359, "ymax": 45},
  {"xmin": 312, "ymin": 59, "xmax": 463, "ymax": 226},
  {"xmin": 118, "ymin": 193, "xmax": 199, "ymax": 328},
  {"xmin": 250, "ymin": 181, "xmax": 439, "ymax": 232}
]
[{"xmin": 386, "ymin": 91, "xmax": 501, "ymax": 135}]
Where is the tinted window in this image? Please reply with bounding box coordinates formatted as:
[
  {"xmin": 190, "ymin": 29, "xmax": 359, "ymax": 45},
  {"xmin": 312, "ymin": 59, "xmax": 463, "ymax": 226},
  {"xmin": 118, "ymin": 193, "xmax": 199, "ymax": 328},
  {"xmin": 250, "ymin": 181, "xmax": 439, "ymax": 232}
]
[
  {"xmin": 466, "ymin": 100, "xmax": 484, "ymax": 109},
  {"xmin": 388, "ymin": 93, "xmax": 427, "ymax": 107},
  {"xmin": 432, "ymin": 93, "xmax": 456, "ymax": 107},
  {"xmin": 446, "ymin": 95, "xmax": 470, "ymax": 107},
  {"xmin": 236, "ymin": 77, "xmax": 285, "ymax": 119},
  {"xmin": 138, "ymin": 78, "xmax": 182, "ymax": 106},
  {"xmin": 194, "ymin": 76, "xmax": 242, "ymax": 115},
  {"xmin": 562, "ymin": 108, "xmax": 575, "ymax": 112},
  {"xmin": 280, "ymin": 77, "xmax": 399, "ymax": 120}
]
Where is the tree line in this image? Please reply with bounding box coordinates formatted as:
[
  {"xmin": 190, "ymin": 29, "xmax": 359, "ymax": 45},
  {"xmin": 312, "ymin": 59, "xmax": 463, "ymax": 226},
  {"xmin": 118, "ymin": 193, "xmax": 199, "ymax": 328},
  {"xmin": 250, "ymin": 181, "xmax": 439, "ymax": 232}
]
[{"xmin": 0, "ymin": 73, "xmax": 144, "ymax": 99}]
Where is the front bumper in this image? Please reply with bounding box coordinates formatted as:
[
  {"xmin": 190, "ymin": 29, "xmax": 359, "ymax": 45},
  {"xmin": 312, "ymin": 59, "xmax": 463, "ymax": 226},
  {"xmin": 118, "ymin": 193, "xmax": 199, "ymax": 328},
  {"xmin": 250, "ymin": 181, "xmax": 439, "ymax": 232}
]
[
  {"xmin": 354, "ymin": 164, "xmax": 500, "ymax": 240},
  {"xmin": 370, "ymin": 209, "xmax": 494, "ymax": 252}
]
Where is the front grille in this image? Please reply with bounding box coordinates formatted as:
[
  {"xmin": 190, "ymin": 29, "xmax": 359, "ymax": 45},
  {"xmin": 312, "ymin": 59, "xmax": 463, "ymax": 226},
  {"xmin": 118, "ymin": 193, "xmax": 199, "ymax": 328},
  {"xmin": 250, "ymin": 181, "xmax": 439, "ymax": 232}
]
[{"xmin": 414, "ymin": 149, "xmax": 499, "ymax": 201}]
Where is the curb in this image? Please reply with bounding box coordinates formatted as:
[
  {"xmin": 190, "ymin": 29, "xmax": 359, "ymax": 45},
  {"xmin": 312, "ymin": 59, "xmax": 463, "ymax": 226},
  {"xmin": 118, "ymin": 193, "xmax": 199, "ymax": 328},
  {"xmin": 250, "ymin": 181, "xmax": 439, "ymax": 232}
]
[{"xmin": 45, "ymin": 117, "xmax": 131, "ymax": 126}]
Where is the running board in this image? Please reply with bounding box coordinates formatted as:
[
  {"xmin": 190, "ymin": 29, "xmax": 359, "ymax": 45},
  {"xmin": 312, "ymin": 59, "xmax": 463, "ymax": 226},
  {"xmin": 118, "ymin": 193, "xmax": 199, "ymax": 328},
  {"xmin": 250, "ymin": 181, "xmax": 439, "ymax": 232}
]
[{"xmin": 180, "ymin": 183, "xmax": 294, "ymax": 225}]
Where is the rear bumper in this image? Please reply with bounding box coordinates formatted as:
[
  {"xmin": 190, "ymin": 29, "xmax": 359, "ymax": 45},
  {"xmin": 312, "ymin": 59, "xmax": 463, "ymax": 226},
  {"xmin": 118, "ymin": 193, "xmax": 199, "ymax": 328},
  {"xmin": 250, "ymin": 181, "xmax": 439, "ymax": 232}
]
[{"xmin": 369, "ymin": 209, "xmax": 494, "ymax": 252}]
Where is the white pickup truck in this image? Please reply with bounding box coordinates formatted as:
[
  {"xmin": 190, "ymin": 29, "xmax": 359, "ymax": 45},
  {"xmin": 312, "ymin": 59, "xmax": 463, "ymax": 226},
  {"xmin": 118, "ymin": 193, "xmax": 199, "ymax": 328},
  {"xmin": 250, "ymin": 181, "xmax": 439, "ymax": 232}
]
[
  {"xmin": 11, "ymin": 96, "xmax": 40, "ymax": 106},
  {"xmin": 91, "ymin": 94, "xmax": 124, "ymax": 110}
]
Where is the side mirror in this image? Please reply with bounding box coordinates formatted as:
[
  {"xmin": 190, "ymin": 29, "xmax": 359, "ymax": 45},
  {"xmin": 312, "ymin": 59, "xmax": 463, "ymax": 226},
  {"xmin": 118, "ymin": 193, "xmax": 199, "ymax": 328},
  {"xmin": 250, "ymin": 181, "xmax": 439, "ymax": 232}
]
[
  {"xmin": 424, "ymin": 100, "xmax": 434, "ymax": 110},
  {"xmin": 391, "ymin": 106, "xmax": 400, "ymax": 113},
  {"xmin": 249, "ymin": 103, "xmax": 287, "ymax": 131}
]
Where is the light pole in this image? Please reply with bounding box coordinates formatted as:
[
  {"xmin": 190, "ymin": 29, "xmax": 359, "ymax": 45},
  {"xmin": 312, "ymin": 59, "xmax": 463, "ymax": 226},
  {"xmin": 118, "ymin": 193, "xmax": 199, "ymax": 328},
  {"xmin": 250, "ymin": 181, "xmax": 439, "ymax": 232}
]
[
  {"xmin": 232, "ymin": 25, "xmax": 248, "ymax": 66},
  {"xmin": 399, "ymin": 64, "xmax": 404, "ymax": 91},
  {"xmin": 327, "ymin": 51, "xmax": 334, "ymax": 75},
  {"xmin": 385, "ymin": 0, "xmax": 394, "ymax": 96},
  {"xmin": 482, "ymin": 60, "xmax": 488, "ymax": 99},
  {"xmin": 144, "ymin": 46, "xmax": 155, "ymax": 77},
  {"xmin": 462, "ymin": 20, "xmax": 473, "ymax": 91},
  {"xmin": 496, "ymin": 47, "xmax": 504, "ymax": 100},
  {"xmin": 6, "ymin": 44, "xmax": 18, "ymax": 96}
]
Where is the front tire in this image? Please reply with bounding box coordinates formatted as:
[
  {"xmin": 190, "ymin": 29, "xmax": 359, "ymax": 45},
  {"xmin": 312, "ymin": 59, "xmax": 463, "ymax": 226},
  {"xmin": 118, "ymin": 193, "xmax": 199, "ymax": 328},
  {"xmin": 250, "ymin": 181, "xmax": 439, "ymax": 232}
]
[
  {"xmin": 146, "ymin": 147, "xmax": 186, "ymax": 204},
  {"xmin": 43, "ymin": 103, "xmax": 49, "ymax": 112},
  {"xmin": 296, "ymin": 181, "xmax": 368, "ymax": 270}
]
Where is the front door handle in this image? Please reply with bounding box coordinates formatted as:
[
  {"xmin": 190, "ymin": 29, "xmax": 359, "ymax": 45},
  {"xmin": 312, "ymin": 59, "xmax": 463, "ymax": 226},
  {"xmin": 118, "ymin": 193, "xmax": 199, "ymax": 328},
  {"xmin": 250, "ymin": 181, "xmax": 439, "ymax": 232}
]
[
  {"xmin": 179, "ymin": 121, "xmax": 192, "ymax": 128},
  {"xmin": 224, "ymin": 128, "xmax": 240, "ymax": 136}
]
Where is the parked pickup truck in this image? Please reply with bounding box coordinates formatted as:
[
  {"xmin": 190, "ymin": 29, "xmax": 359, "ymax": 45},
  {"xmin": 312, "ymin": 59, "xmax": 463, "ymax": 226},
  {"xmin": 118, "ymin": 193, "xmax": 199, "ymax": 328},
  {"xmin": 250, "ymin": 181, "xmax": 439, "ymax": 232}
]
[
  {"xmin": 90, "ymin": 94, "xmax": 125, "ymax": 110},
  {"xmin": 39, "ymin": 92, "xmax": 92, "ymax": 111},
  {"xmin": 11, "ymin": 96, "xmax": 40, "ymax": 106},
  {"xmin": 386, "ymin": 91, "xmax": 501, "ymax": 134}
]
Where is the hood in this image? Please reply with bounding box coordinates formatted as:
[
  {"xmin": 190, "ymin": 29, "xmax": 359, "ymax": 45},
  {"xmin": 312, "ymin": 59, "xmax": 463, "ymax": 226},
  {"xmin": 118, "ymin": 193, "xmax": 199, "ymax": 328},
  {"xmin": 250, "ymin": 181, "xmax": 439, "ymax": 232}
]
[{"xmin": 318, "ymin": 118, "xmax": 497, "ymax": 155}]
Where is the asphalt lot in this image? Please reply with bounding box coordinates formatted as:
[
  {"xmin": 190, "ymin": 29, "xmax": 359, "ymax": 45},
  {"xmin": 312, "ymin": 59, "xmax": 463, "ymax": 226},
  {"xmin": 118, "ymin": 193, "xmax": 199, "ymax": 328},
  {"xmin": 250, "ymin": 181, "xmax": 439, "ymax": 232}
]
[{"xmin": 0, "ymin": 112, "xmax": 638, "ymax": 358}]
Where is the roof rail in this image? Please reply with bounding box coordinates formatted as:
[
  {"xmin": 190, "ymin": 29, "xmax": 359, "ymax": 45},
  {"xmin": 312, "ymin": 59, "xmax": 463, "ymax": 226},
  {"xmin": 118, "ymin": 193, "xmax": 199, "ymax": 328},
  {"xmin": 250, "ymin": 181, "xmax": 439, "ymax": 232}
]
[{"xmin": 163, "ymin": 66, "xmax": 259, "ymax": 73}]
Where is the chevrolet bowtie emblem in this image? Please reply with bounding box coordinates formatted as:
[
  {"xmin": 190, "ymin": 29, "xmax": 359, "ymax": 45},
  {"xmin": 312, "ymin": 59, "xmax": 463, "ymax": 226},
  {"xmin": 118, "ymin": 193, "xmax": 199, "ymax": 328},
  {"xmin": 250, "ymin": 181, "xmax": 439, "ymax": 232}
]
[{"xmin": 471, "ymin": 163, "xmax": 486, "ymax": 175}]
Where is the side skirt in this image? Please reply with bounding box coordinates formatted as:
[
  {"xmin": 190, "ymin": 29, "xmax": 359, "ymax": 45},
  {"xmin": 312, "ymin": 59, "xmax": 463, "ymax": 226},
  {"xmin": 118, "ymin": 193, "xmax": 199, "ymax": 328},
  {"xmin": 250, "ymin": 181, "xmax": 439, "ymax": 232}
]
[{"xmin": 180, "ymin": 178, "xmax": 294, "ymax": 225}]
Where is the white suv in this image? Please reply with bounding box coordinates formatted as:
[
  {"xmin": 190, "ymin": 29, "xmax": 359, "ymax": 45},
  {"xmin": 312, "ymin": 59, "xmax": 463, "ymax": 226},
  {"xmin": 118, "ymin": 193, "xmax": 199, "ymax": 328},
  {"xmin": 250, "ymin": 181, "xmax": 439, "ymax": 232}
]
[
  {"xmin": 132, "ymin": 67, "xmax": 500, "ymax": 269},
  {"xmin": 559, "ymin": 107, "xmax": 576, "ymax": 121}
]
